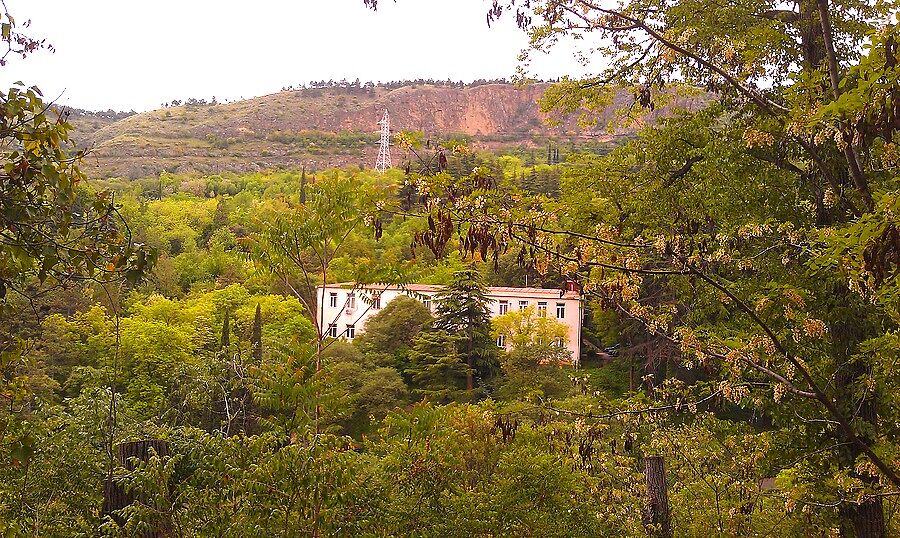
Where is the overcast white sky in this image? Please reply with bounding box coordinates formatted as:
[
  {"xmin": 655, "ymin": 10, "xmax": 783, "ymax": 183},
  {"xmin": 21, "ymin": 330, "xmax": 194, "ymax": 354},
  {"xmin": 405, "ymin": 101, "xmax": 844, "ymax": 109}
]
[{"xmin": 0, "ymin": 0, "xmax": 592, "ymax": 112}]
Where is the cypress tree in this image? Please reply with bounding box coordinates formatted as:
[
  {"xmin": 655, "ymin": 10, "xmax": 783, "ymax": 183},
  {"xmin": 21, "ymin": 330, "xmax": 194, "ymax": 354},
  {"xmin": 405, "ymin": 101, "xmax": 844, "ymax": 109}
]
[
  {"xmin": 300, "ymin": 167, "xmax": 307, "ymax": 204},
  {"xmin": 251, "ymin": 303, "xmax": 263, "ymax": 361},
  {"xmin": 221, "ymin": 309, "xmax": 231, "ymax": 350}
]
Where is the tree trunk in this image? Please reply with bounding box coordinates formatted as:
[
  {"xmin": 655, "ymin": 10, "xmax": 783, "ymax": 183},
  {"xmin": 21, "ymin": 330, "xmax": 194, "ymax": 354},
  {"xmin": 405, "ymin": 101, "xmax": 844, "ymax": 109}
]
[
  {"xmin": 103, "ymin": 440, "xmax": 171, "ymax": 537},
  {"xmin": 466, "ymin": 327, "xmax": 474, "ymax": 391},
  {"xmin": 116, "ymin": 439, "xmax": 170, "ymax": 470},
  {"xmin": 797, "ymin": 3, "xmax": 885, "ymax": 529},
  {"xmin": 315, "ymin": 338, "xmax": 322, "ymax": 434},
  {"xmin": 830, "ymin": 285, "xmax": 885, "ymax": 538},
  {"xmin": 816, "ymin": 0, "xmax": 875, "ymax": 211},
  {"xmin": 643, "ymin": 456, "xmax": 672, "ymax": 538},
  {"xmin": 842, "ymin": 497, "xmax": 885, "ymax": 538},
  {"xmin": 798, "ymin": 0, "xmax": 826, "ymax": 69}
]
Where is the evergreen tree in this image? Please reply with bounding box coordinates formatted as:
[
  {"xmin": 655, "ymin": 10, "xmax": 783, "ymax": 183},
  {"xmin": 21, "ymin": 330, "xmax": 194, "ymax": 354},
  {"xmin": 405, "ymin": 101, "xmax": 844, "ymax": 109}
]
[
  {"xmin": 528, "ymin": 167, "xmax": 539, "ymax": 194},
  {"xmin": 201, "ymin": 196, "xmax": 229, "ymax": 247},
  {"xmin": 433, "ymin": 269, "xmax": 498, "ymax": 393},
  {"xmin": 300, "ymin": 167, "xmax": 307, "ymax": 204},
  {"xmin": 406, "ymin": 329, "xmax": 469, "ymax": 403},
  {"xmin": 251, "ymin": 303, "xmax": 262, "ymax": 361},
  {"xmin": 220, "ymin": 309, "xmax": 230, "ymax": 349}
]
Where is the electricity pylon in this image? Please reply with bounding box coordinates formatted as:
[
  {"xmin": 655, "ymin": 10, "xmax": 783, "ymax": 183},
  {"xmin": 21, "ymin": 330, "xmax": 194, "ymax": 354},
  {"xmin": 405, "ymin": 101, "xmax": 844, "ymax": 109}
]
[{"xmin": 375, "ymin": 110, "xmax": 391, "ymax": 173}]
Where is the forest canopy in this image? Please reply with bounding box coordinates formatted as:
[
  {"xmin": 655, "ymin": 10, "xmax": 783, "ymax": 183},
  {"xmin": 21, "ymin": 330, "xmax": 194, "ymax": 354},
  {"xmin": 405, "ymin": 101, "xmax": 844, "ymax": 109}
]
[{"xmin": 3, "ymin": 1, "xmax": 900, "ymax": 536}]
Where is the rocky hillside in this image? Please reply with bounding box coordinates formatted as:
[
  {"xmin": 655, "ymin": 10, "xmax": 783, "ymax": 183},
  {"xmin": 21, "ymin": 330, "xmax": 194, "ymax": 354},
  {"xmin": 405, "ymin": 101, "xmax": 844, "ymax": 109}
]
[{"xmin": 68, "ymin": 83, "xmax": 707, "ymax": 179}]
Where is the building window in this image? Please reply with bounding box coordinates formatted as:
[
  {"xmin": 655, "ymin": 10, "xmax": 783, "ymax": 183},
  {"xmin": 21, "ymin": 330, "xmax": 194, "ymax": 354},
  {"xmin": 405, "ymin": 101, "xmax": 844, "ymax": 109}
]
[
  {"xmin": 496, "ymin": 335, "xmax": 506, "ymax": 348},
  {"xmin": 538, "ymin": 301, "xmax": 548, "ymax": 317},
  {"xmin": 499, "ymin": 300, "xmax": 509, "ymax": 315},
  {"xmin": 556, "ymin": 303, "xmax": 566, "ymax": 319},
  {"xmin": 553, "ymin": 337, "xmax": 564, "ymax": 347},
  {"xmin": 423, "ymin": 297, "xmax": 432, "ymax": 311},
  {"xmin": 346, "ymin": 324, "xmax": 355, "ymax": 339},
  {"xmin": 328, "ymin": 292, "xmax": 338, "ymax": 308},
  {"xmin": 347, "ymin": 293, "xmax": 356, "ymax": 309},
  {"xmin": 518, "ymin": 300, "xmax": 528, "ymax": 311},
  {"xmin": 373, "ymin": 293, "xmax": 381, "ymax": 310},
  {"xmin": 327, "ymin": 324, "xmax": 338, "ymax": 338}
]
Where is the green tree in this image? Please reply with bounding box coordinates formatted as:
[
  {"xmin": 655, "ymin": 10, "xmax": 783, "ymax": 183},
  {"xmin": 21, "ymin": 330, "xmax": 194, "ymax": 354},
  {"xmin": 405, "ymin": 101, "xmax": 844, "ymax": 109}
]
[
  {"xmin": 496, "ymin": 344, "xmax": 573, "ymax": 402},
  {"xmin": 248, "ymin": 174, "xmax": 382, "ymax": 372},
  {"xmin": 251, "ymin": 303, "xmax": 262, "ymax": 361},
  {"xmin": 492, "ymin": 306, "xmax": 573, "ymax": 401},
  {"xmin": 220, "ymin": 309, "xmax": 231, "ymax": 349},
  {"xmin": 433, "ymin": 269, "xmax": 498, "ymax": 393},
  {"xmin": 0, "ymin": 83, "xmax": 153, "ymax": 303},
  {"xmin": 492, "ymin": 305, "xmax": 569, "ymax": 351},
  {"xmin": 406, "ymin": 329, "xmax": 469, "ymax": 403},
  {"xmin": 0, "ymin": 5, "xmax": 156, "ymax": 473},
  {"xmin": 251, "ymin": 343, "xmax": 334, "ymax": 437},
  {"xmin": 354, "ymin": 294, "xmax": 432, "ymax": 368},
  {"xmin": 320, "ymin": 340, "xmax": 409, "ymax": 435}
]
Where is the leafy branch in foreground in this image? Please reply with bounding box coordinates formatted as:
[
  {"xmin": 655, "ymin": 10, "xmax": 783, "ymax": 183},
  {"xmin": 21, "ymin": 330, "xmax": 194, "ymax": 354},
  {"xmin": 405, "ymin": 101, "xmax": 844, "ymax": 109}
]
[{"xmin": 386, "ymin": 2, "xmax": 900, "ymax": 533}]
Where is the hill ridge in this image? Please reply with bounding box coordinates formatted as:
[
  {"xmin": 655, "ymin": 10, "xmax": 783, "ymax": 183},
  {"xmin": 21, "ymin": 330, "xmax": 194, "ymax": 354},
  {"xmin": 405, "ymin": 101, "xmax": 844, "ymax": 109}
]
[{"xmin": 70, "ymin": 83, "xmax": 706, "ymax": 178}]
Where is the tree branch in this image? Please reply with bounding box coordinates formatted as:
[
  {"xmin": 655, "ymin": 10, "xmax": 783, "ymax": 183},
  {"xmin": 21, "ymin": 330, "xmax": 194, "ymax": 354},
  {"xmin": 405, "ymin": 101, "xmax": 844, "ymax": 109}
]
[{"xmin": 817, "ymin": 0, "xmax": 874, "ymax": 211}]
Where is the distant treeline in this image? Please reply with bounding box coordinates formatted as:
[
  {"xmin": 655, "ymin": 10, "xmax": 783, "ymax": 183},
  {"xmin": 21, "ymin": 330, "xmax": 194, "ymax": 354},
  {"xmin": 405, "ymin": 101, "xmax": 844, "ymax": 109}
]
[
  {"xmin": 62, "ymin": 107, "xmax": 137, "ymax": 120},
  {"xmin": 163, "ymin": 97, "xmax": 221, "ymax": 108},
  {"xmin": 65, "ymin": 79, "xmax": 568, "ymax": 118},
  {"xmin": 154, "ymin": 78, "xmax": 566, "ymax": 110},
  {"xmin": 280, "ymin": 77, "xmax": 562, "ymax": 92}
]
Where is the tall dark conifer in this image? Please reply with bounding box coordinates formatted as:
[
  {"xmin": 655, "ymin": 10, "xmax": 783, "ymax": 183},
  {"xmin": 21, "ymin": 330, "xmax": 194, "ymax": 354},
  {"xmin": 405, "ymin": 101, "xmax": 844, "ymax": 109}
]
[
  {"xmin": 300, "ymin": 167, "xmax": 307, "ymax": 204},
  {"xmin": 433, "ymin": 268, "xmax": 498, "ymax": 393},
  {"xmin": 221, "ymin": 310, "xmax": 231, "ymax": 350},
  {"xmin": 251, "ymin": 303, "xmax": 263, "ymax": 361}
]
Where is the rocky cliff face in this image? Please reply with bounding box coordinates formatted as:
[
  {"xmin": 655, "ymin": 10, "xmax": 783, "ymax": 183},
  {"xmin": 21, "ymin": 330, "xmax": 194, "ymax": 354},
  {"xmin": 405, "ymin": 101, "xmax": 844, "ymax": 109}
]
[{"xmin": 69, "ymin": 83, "xmax": 706, "ymax": 178}]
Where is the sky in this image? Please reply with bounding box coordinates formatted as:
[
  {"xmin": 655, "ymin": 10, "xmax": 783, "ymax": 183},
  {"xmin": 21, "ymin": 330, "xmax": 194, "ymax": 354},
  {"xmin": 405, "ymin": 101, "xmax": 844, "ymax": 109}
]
[{"xmin": 0, "ymin": 0, "xmax": 592, "ymax": 112}]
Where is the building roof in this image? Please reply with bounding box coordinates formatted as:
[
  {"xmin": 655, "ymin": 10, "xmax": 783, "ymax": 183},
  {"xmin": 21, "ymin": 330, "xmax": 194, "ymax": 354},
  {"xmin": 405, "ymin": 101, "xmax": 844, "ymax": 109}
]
[
  {"xmin": 319, "ymin": 282, "xmax": 439, "ymax": 292},
  {"xmin": 487, "ymin": 286, "xmax": 576, "ymax": 298},
  {"xmin": 319, "ymin": 282, "xmax": 579, "ymax": 299}
]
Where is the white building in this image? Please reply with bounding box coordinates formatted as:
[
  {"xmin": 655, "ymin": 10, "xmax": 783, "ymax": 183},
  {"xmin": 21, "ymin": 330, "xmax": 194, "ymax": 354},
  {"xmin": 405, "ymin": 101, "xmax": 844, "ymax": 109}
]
[{"xmin": 316, "ymin": 283, "xmax": 583, "ymax": 364}]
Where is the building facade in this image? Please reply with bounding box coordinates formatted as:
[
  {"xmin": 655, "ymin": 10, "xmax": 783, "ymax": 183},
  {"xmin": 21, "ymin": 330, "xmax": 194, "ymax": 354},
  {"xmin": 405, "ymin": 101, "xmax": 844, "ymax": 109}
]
[{"xmin": 316, "ymin": 283, "xmax": 583, "ymax": 364}]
